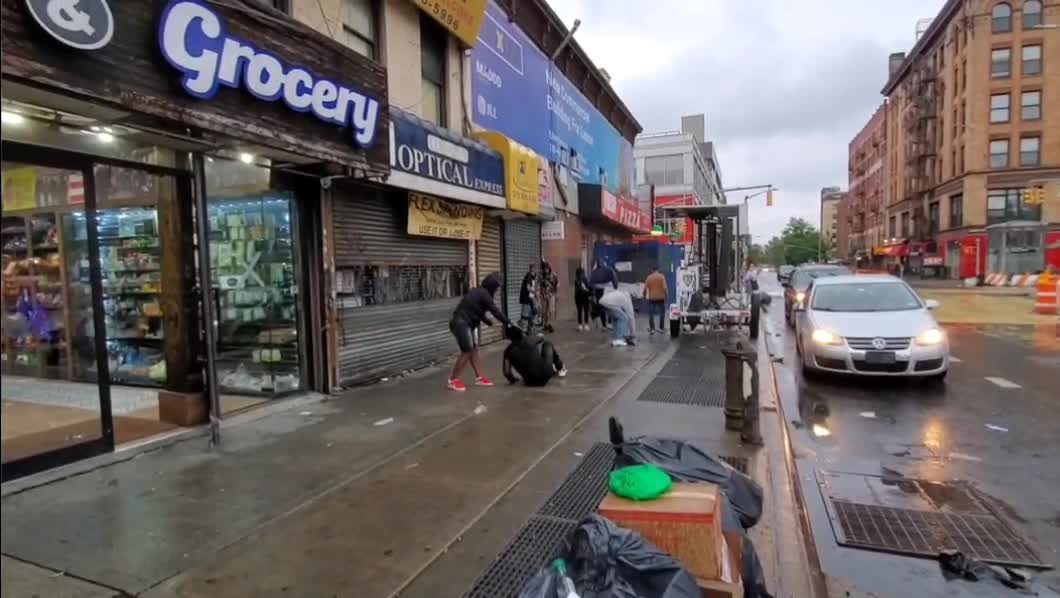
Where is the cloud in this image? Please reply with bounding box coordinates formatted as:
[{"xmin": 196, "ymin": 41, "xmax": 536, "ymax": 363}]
[{"xmin": 548, "ymin": 0, "xmax": 947, "ymax": 240}]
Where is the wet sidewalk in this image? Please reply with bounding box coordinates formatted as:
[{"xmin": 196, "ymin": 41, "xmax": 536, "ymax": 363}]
[{"xmin": 1, "ymin": 324, "xmax": 672, "ymax": 597}]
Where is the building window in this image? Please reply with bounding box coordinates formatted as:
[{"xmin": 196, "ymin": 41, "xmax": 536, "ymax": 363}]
[
  {"xmin": 988, "ymin": 188, "xmax": 1041, "ymax": 223},
  {"xmin": 991, "ymin": 48, "xmax": 1012, "ymax": 78},
  {"xmin": 341, "ymin": 0, "xmax": 376, "ymax": 58},
  {"xmin": 1021, "ymin": 90, "xmax": 1041, "ymax": 120},
  {"xmin": 1024, "ymin": 0, "xmax": 1043, "ymax": 29},
  {"xmin": 928, "ymin": 201, "xmax": 940, "ymax": 234},
  {"xmin": 1022, "ymin": 45, "xmax": 1042, "ymax": 76},
  {"xmin": 990, "ymin": 139, "xmax": 1010, "ymax": 168},
  {"xmin": 644, "ymin": 154, "xmax": 685, "ymax": 186},
  {"xmin": 992, "ymin": 3, "xmax": 1012, "ymax": 33},
  {"xmin": 889, "ymin": 215, "xmax": 897, "ymax": 238},
  {"xmin": 990, "ymin": 93, "xmax": 1010, "ymax": 123},
  {"xmin": 1020, "ymin": 136, "xmax": 1041, "ymax": 166},
  {"xmin": 950, "ymin": 194, "xmax": 963, "ymax": 228},
  {"xmin": 419, "ymin": 13, "xmax": 447, "ymax": 127}
]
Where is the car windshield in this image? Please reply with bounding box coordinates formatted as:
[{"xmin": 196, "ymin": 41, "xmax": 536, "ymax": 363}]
[
  {"xmin": 791, "ymin": 267, "xmax": 850, "ymax": 288},
  {"xmin": 811, "ymin": 282, "xmax": 922, "ymax": 312}
]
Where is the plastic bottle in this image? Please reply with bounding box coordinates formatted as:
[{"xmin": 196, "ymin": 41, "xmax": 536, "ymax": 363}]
[{"xmin": 552, "ymin": 558, "xmax": 580, "ymax": 598}]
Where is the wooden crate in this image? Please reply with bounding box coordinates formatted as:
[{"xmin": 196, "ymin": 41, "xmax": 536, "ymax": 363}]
[{"xmin": 598, "ymin": 482, "xmax": 724, "ymax": 580}]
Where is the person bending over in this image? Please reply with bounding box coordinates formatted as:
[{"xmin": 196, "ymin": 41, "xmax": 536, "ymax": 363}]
[
  {"xmin": 503, "ymin": 326, "xmax": 567, "ymax": 387},
  {"xmin": 448, "ymin": 273, "xmax": 512, "ymax": 392}
]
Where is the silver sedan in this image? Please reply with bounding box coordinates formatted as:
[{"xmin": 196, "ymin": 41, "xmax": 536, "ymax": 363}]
[{"xmin": 794, "ymin": 275, "xmax": 949, "ymax": 381}]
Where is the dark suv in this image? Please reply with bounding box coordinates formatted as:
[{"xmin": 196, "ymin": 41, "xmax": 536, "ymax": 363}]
[{"xmin": 783, "ymin": 264, "xmax": 851, "ymax": 327}]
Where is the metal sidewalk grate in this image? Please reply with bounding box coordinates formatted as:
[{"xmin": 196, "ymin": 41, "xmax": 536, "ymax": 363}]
[
  {"xmin": 636, "ymin": 378, "xmax": 724, "ymax": 407},
  {"xmin": 718, "ymin": 455, "xmax": 749, "ymax": 474},
  {"xmin": 830, "ymin": 500, "xmax": 1046, "ymax": 568},
  {"xmin": 537, "ymin": 443, "xmax": 615, "ymax": 521},
  {"xmin": 463, "ymin": 515, "xmax": 577, "ymax": 598}
]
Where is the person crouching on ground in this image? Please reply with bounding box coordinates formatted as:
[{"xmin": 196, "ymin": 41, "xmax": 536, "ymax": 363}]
[
  {"xmin": 599, "ymin": 287, "xmax": 637, "ymax": 347},
  {"xmin": 448, "ymin": 273, "xmax": 512, "ymax": 392},
  {"xmin": 590, "ymin": 259, "xmax": 618, "ymax": 329},
  {"xmin": 503, "ymin": 326, "xmax": 567, "ymax": 386}
]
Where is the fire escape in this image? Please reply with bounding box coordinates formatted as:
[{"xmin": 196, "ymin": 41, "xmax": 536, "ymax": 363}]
[{"xmin": 903, "ymin": 59, "xmax": 939, "ymax": 241}]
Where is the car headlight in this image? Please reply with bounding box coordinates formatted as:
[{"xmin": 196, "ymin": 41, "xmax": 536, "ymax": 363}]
[
  {"xmin": 811, "ymin": 329, "xmax": 840, "ymax": 345},
  {"xmin": 916, "ymin": 328, "xmax": 945, "ymax": 346}
]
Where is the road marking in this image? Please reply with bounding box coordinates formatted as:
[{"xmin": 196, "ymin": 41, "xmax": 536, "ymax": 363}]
[
  {"xmin": 985, "ymin": 376, "xmax": 1022, "ymax": 389},
  {"xmin": 949, "ymin": 356, "xmax": 962, "ymax": 363}
]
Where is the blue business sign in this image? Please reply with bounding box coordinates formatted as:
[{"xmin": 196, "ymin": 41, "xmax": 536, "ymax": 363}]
[
  {"xmin": 388, "ymin": 107, "xmax": 506, "ymax": 208},
  {"xmin": 471, "ymin": 1, "xmax": 635, "ymax": 201}
]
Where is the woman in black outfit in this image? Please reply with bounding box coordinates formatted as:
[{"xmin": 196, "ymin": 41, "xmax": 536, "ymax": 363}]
[{"xmin": 574, "ymin": 266, "xmax": 592, "ymax": 331}]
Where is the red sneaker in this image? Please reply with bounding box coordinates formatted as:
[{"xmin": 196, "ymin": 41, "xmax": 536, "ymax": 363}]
[
  {"xmin": 447, "ymin": 378, "xmax": 467, "ymax": 392},
  {"xmin": 475, "ymin": 376, "xmax": 495, "ymax": 387}
]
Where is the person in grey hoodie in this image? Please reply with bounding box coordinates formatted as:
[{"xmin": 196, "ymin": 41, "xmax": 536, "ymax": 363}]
[{"xmin": 599, "ymin": 288, "xmax": 636, "ymax": 346}]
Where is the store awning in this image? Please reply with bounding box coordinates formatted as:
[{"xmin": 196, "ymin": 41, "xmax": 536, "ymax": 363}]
[
  {"xmin": 577, "ymin": 184, "xmax": 652, "ymax": 234},
  {"xmin": 473, "ymin": 132, "xmax": 540, "ymax": 215},
  {"xmin": 873, "ymin": 244, "xmax": 909, "ymax": 257}
]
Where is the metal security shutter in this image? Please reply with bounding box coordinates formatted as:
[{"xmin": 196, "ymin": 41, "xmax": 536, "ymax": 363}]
[
  {"xmin": 504, "ymin": 219, "xmax": 542, "ymax": 318},
  {"xmin": 478, "ymin": 217, "xmax": 504, "ymax": 345},
  {"xmin": 332, "ymin": 188, "xmax": 466, "ymax": 386},
  {"xmin": 333, "ymin": 187, "xmax": 465, "ymax": 267}
]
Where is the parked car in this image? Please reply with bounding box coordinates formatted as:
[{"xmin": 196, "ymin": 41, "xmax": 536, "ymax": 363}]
[
  {"xmin": 783, "ymin": 264, "xmax": 851, "ymax": 327},
  {"xmin": 793, "ymin": 275, "xmax": 948, "ymax": 381}
]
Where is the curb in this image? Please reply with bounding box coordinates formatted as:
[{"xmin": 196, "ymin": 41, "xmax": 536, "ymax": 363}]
[{"xmin": 759, "ymin": 312, "xmax": 830, "ymax": 597}]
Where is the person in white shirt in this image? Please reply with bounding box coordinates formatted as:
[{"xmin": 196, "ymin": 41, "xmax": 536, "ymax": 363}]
[{"xmin": 599, "ymin": 288, "xmax": 637, "ymax": 346}]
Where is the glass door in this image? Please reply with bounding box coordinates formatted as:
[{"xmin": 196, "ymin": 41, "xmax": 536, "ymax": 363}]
[{"xmin": 2, "ymin": 156, "xmax": 113, "ymax": 480}]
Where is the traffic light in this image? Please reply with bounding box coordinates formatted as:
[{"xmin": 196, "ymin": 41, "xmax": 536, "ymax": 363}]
[
  {"xmin": 1024, "ymin": 186, "xmax": 1045, "ymax": 205},
  {"xmin": 766, "ymin": 189, "xmax": 774, "ymax": 207}
]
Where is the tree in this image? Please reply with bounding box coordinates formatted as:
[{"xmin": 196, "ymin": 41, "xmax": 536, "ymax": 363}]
[
  {"xmin": 761, "ymin": 218, "xmax": 828, "ymax": 266},
  {"xmin": 747, "ymin": 243, "xmax": 766, "ymax": 265}
]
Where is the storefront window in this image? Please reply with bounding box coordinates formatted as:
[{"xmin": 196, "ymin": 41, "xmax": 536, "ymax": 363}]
[
  {"xmin": 987, "ymin": 189, "xmax": 1041, "ymax": 224},
  {"xmin": 206, "ymin": 158, "xmax": 303, "ymax": 396}
]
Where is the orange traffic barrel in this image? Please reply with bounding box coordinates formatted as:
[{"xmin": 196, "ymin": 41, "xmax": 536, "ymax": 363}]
[{"xmin": 1034, "ymin": 273, "xmax": 1057, "ymax": 315}]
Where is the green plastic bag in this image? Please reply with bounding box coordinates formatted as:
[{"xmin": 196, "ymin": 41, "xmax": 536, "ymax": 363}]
[{"xmin": 608, "ymin": 464, "xmax": 672, "ymax": 501}]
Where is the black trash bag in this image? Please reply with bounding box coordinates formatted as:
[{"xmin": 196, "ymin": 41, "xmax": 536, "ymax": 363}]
[
  {"xmin": 611, "ymin": 427, "xmax": 763, "ymax": 530},
  {"xmin": 517, "ymin": 515, "xmax": 701, "ymax": 598}
]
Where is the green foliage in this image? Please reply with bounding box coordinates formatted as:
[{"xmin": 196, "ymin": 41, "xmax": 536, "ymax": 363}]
[{"xmin": 760, "ymin": 218, "xmax": 829, "ymax": 266}]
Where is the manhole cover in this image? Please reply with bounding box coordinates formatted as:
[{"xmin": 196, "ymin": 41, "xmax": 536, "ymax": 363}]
[
  {"xmin": 829, "ymin": 500, "xmax": 1045, "ymax": 568},
  {"xmin": 537, "ymin": 443, "xmax": 614, "ymax": 520},
  {"xmin": 637, "ymin": 378, "xmax": 724, "ymax": 407},
  {"xmin": 463, "ymin": 515, "xmax": 576, "ymax": 598}
]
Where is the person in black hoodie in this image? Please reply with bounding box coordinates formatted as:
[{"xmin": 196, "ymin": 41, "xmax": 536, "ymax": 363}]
[
  {"xmin": 503, "ymin": 326, "xmax": 567, "ymax": 387},
  {"xmin": 448, "ymin": 273, "xmax": 511, "ymax": 392},
  {"xmin": 518, "ymin": 263, "xmax": 538, "ymax": 334},
  {"xmin": 589, "ymin": 259, "xmax": 618, "ymax": 329}
]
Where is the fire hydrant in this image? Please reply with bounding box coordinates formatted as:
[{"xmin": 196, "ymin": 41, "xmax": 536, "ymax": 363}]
[{"xmin": 721, "ymin": 339, "xmax": 763, "ymax": 445}]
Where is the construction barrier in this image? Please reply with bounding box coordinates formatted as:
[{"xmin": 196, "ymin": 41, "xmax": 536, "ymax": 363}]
[{"xmin": 1034, "ymin": 273, "xmax": 1057, "ymax": 315}]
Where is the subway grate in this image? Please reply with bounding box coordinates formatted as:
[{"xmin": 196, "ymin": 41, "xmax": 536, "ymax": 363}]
[
  {"xmin": 830, "ymin": 500, "xmax": 1046, "ymax": 568},
  {"xmin": 636, "ymin": 378, "xmax": 724, "ymax": 407},
  {"xmin": 462, "ymin": 515, "xmax": 577, "ymax": 598},
  {"xmin": 537, "ymin": 443, "xmax": 615, "ymax": 521},
  {"xmin": 718, "ymin": 455, "xmax": 749, "ymax": 474}
]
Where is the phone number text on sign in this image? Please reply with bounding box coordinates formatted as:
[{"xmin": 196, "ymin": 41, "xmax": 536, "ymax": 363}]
[{"xmin": 413, "ymin": 0, "xmax": 488, "ymax": 47}]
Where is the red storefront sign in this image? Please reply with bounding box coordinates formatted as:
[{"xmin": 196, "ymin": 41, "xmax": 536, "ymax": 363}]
[{"xmin": 601, "ymin": 189, "xmax": 651, "ymax": 234}]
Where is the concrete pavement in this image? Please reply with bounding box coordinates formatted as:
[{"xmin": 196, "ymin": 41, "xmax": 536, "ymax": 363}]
[
  {"xmin": 759, "ymin": 272, "xmax": 1060, "ymax": 597},
  {"xmin": 3, "ymin": 320, "xmax": 814, "ymax": 597}
]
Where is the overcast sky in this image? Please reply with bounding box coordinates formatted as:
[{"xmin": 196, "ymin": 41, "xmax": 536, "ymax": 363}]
[{"xmin": 548, "ymin": 0, "xmax": 946, "ymax": 242}]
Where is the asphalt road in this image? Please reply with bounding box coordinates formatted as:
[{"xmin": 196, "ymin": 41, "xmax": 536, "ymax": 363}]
[{"xmin": 758, "ymin": 272, "xmax": 1060, "ymax": 598}]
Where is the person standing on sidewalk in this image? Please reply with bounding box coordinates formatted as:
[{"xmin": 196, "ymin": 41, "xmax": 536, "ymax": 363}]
[
  {"xmin": 574, "ymin": 266, "xmax": 592, "ymax": 331},
  {"xmin": 590, "ymin": 259, "xmax": 618, "ymax": 330},
  {"xmin": 642, "ymin": 266, "xmax": 668, "ymax": 334},
  {"xmin": 539, "ymin": 261, "xmax": 559, "ymax": 334},
  {"xmin": 448, "ymin": 273, "xmax": 511, "ymax": 392},
  {"xmin": 600, "ymin": 287, "xmax": 636, "ymax": 346},
  {"xmin": 519, "ymin": 263, "xmax": 538, "ymax": 334}
]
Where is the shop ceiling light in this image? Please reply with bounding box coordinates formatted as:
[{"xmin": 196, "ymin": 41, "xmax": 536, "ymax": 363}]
[
  {"xmin": 96, "ymin": 132, "xmax": 115, "ymax": 143},
  {"xmin": 239, "ymin": 152, "xmax": 255, "ymax": 164},
  {"xmin": 1, "ymin": 111, "xmax": 25, "ymax": 125},
  {"xmin": 650, "ymin": 224, "xmax": 664, "ymax": 236}
]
